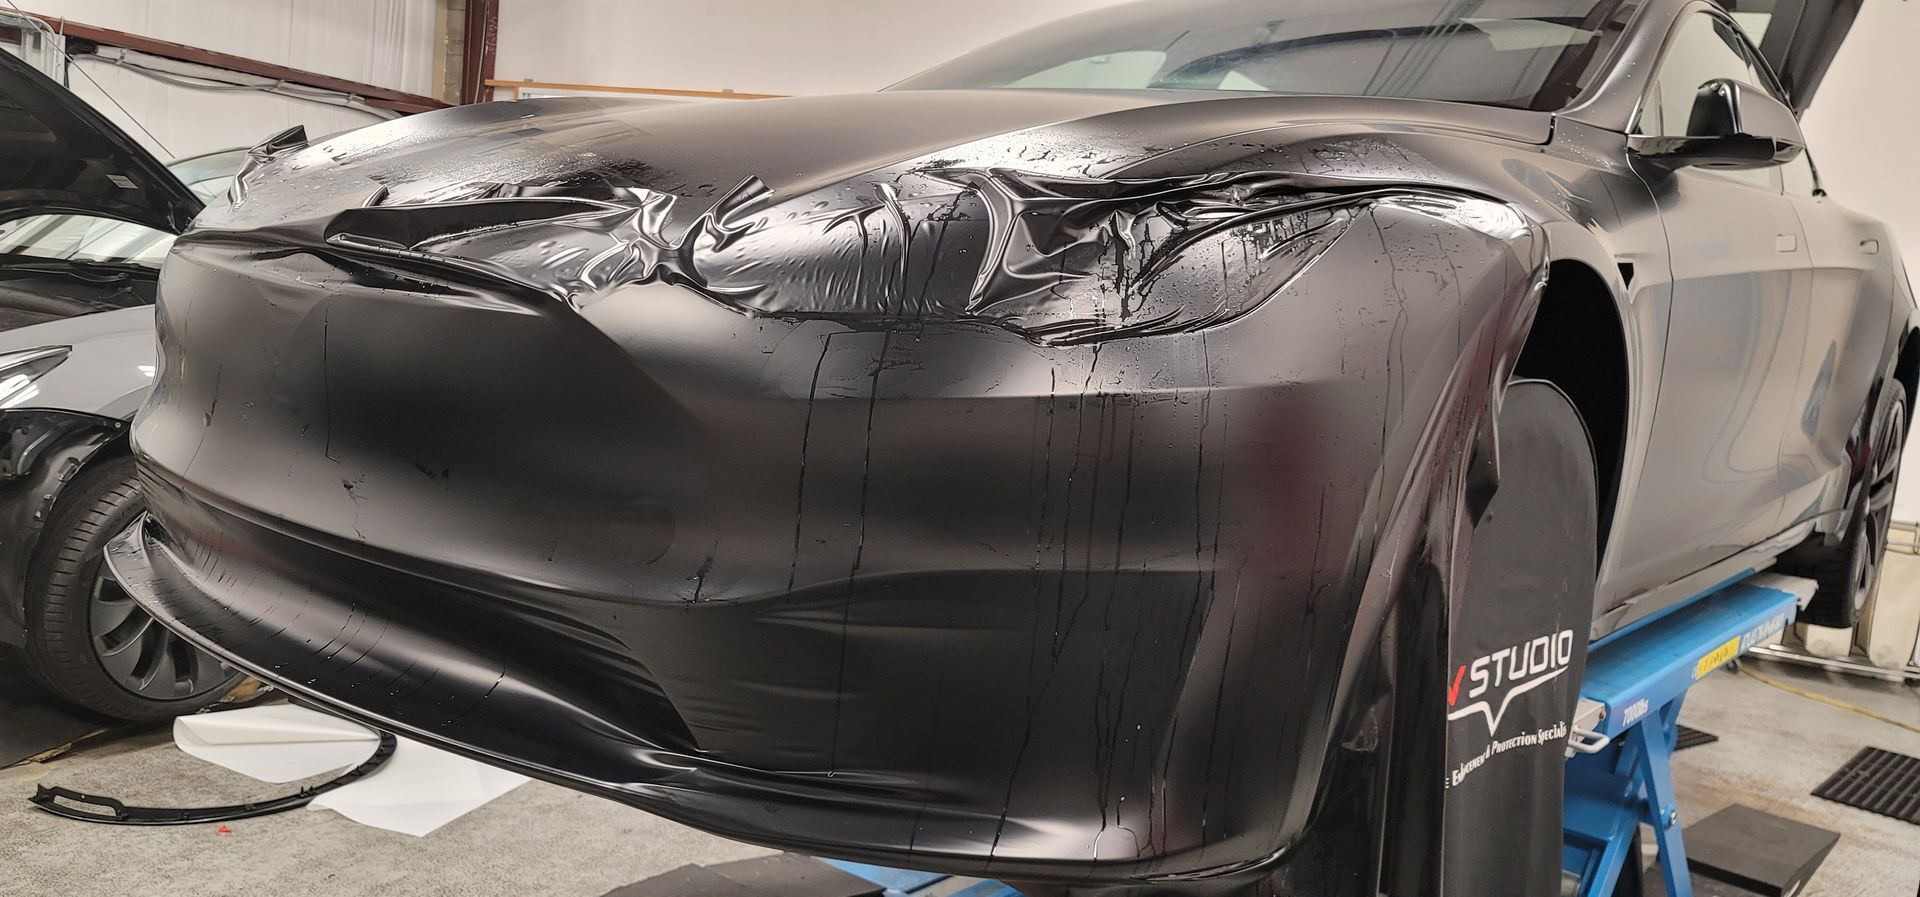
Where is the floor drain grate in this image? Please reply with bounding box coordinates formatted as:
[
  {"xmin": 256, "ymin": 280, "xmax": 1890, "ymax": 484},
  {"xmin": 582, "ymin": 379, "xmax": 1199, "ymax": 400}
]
[
  {"xmin": 1811, "ymin": 747, "xmax": 1920, "ymax": 824},
  {"xmin": 1675, "ymin": 725, "xmax": 1718, "ymax": 750}
]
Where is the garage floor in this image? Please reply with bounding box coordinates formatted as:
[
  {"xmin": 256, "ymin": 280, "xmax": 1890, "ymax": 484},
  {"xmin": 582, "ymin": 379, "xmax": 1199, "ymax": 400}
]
[
  {"xmin": 1668, "ymin": 660, "xmax": 1920, "ymax": 897},
  {"xmin": 0, "ymin": 722, "xmax": 773, "ymax": 897},
  {"xmin": 1, "ymin": 660, "xmax": 1915, "ymax": 897}
]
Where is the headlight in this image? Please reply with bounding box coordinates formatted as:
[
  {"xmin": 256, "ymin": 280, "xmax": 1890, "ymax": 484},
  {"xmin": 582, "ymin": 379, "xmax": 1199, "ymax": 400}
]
[
  {"xmin": 318, "ymin": 170, "xmax": 1464, "ymax": 346},
  {"xmin": 0, "ymin": 345, "xmax": 72, "ymax": 409},
  {"xmin": 929, "ymin": 169, "xmax": 1362, "ymax": 343}
]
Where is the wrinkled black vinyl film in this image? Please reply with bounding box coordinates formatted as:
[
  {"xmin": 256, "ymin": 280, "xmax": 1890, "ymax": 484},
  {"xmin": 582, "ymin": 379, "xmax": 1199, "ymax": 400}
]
[{"xmin": 111, "ymin": 90, "xmax": 1565, "ymax": 894}]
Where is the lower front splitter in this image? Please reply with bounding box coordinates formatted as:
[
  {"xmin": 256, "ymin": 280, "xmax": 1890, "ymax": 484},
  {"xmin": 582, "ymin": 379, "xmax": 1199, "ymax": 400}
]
[{"xmin": 105, "ymin": 472, "xmax": 1317, "ymax": 886}]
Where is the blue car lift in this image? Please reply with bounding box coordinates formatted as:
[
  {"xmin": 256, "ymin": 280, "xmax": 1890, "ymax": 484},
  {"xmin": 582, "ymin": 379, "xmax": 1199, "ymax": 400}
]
[
  {"xmin": 822, "ymin": 860, "xmax": 1024, "ymax": 897},
  {"xmin": 825, "ymin": 571, "xmax": 1816, "ymax": 897},
  {"xmin": 1562, "ymin": 571, "xmax": 1814, "ymax": 897}
]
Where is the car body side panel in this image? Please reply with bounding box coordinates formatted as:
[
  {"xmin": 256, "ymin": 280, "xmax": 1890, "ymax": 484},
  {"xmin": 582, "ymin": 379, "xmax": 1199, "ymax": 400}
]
[
  {"xmin": 1573, "ymin": 0, "xmax": 1910, "ymax": 628},
  {"xmin": 1778, "ymin": 195, "xmax": 1910, "ymax": 532},
  {"xmin": 1606, "ymin": 162, "xmax": 1809, "ymax": 596},
  {"xmin": 0, "ymin": 305, "xmax": 159, "ymax": 416}
]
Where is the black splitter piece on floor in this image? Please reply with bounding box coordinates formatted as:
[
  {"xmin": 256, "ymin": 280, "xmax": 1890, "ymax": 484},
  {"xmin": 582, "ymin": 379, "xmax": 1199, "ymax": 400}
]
[{"xmin": 28, "ymin": 731, "xmax": 398, "ymax": 825}]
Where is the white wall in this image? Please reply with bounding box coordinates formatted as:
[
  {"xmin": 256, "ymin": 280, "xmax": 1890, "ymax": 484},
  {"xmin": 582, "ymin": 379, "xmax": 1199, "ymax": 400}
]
[
  {"xmin": 30, "ymin": 0, "xmax": 436, "ymax": 94},
  {"xmin": 24, "ymin": 0, "xmax": 438, "ymax": 161},
  {"xmin": 1803, "ymin": 1, "xmax": 1920, "ymax": 310},
  {"xmin": 495, "ymin": 0, "xmax": 1123, "ymax": 96}
]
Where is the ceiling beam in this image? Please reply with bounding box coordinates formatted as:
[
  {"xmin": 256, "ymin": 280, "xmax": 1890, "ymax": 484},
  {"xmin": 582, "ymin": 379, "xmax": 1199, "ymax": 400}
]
[{"xmin": 18, "ymin": 10, "xmax": 450, "ymax": 114}]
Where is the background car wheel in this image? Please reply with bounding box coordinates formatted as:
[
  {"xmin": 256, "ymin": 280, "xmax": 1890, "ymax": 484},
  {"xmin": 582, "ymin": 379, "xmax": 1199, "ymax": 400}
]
[
  {"xmin": 22, "ymin": 455, "xmax": 241, "ymax": 721},
  {"xmin": 1780, "ymin": 382, "xmax": 1907, "ymax": 629}
]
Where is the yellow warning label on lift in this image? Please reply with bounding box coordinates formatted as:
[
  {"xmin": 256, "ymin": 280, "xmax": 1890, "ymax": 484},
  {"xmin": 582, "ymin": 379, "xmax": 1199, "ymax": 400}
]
[{"xmin": 1694, "ymin": 636, "xmax": 1741, "ymax": 679}]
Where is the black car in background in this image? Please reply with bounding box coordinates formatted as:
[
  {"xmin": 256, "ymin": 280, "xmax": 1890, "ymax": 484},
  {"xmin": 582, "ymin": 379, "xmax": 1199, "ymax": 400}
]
[{"xmin": 0, "ymin": 47, "xmax": 245, "ymax": 720}]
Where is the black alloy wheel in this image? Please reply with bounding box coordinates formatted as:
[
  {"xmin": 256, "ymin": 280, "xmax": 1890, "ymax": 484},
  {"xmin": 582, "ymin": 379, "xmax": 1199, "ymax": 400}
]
[
  {"xmin": 1783, "ymin": 383, "xmax": 1908, "ymax": 629},
  {"xmin": 1845, "ymin": 390, "xmax": 1905, "ymax": 622},
  {"xmin": 23, "ymin": 455, "xmax": 241, "ymax": 721},
  {"xmin": 87, "ymin": 564, "xmax": 227, "ymax": 702}
]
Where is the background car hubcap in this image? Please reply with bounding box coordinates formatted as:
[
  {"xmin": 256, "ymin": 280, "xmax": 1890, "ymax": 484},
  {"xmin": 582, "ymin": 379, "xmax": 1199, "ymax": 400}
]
[{"xmin": 89, "ymin": 569, "xmax": 226, "ymax": 700}]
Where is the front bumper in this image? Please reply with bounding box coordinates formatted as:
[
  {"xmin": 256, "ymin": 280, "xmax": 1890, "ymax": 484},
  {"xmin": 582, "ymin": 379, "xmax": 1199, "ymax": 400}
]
[{"xmin": 112, "ymin": 470, "xmax": 1320, "ymax": 878}]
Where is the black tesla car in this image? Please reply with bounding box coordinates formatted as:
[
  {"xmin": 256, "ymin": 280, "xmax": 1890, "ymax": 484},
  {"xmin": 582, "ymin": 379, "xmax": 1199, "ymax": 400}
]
[
  {"xmin": 101, "ymin": 0, "xmax": 1914, "ymax": 894},
  {"xmin": 0, "ymin": 47, "xmax": 246, "ymax": 719}
]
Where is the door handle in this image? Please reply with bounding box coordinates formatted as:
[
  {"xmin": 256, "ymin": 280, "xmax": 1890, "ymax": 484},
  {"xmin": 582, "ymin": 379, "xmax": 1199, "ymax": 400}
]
[{"xmin": 1775, "ymin": 233, "xmax": 1798, "ymax": 253}]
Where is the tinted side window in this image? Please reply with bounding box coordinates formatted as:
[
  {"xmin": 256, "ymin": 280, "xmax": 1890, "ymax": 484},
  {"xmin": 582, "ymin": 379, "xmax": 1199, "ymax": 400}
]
[{"xmin": 1638, "ymin": 12, "xmax": 1776, "ymax": 189}]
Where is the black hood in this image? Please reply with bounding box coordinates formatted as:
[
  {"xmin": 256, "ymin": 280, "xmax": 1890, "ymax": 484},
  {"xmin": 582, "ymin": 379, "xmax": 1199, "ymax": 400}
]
[
  {"xmin": 0, "ymin": 47, "xmax": 201, "ymax": 233},
  {"xmin": 189, "ymin": 89, "xmax": 1544, "ymax": 345},
  {"xmin": 198, "ymin": 88, "xmax": 1545, "ymax": 236}
]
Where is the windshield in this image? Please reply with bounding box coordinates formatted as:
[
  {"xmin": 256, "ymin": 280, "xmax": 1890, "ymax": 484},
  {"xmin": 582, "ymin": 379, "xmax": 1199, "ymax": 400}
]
[
  {"xmin": 0, "ymin": 147, "xmax": 246, "ymax": 267},
  {"xmin": 893, "ymin": 0, "xmax": 1641, "ymax": 111}
]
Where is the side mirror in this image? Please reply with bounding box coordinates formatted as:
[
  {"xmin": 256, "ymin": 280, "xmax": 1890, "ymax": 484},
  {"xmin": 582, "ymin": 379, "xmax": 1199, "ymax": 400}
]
[{"xmin": 1628, "ymin": 78, "xmax": 1806, "ymax": 170}]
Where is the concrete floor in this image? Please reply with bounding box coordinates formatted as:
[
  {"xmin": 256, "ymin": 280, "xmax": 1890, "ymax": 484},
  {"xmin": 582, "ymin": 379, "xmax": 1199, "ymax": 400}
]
[
  {"xmin": 1671, "ymin": 659, "xmax": 1920, "ymax": 897},
  {"xmin": 0, "ymin": 660, "xmax": 1914, "ymax": 897},
  {"xmin": 0, "ymin": 726, "xmax": 771, "ymax": 897}
]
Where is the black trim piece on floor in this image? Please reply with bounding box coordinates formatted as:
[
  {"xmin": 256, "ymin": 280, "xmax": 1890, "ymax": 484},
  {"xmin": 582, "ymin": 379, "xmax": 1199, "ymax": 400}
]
[
  {"xmin": 1811, "ymin": 746, "xmax": 1920, "ymax": 824},
  {"xmin": 28, "ymin": 731, "xmax": 397, "ymax": 825}
]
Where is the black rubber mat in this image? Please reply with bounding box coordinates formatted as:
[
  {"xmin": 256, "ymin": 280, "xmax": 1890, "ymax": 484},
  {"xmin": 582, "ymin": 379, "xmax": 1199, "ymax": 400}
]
[
  {"xmin": 1675, "ymin": 725, "xmax": 1719, "ymax": 751},
  {"xmin": 1682, "ymin": 804, "xmax": 1838, "ymax": 897},
  {"xmin": 1811, "ymin": 747, "xmax": 1920, "ymax": 824}
]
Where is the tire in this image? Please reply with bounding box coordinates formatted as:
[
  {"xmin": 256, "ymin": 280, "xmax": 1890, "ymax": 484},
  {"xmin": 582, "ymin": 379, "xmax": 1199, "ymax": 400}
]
[
  {"xmin": 1441, "ymin": 379, "xmax": 1598, "ymax": 897},
  {"xmin": 22, "ymin": 455, "xmax": 241, "ymax": 721},
  {"xmin": 1779, "ymin": 382, "xmax": 1907, "ymax": 629}
]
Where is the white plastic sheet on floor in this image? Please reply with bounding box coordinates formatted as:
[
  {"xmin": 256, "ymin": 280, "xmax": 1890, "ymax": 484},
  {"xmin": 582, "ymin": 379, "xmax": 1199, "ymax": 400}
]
[{"xmin": 173, "ymin": 703, "xmax": 528, "ymax": 836}]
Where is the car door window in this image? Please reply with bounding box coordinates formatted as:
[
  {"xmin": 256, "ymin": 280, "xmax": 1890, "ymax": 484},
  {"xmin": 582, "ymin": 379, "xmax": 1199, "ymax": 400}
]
[{"xmin": 1637, "ymin": 11, "xmax": 1777, "ymax": 190}]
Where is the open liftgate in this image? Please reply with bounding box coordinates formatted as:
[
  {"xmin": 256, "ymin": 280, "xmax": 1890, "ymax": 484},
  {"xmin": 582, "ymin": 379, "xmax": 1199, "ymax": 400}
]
[{"xmin": 826, "ymin": 571, "xmax": 1817, "ymax": 897}]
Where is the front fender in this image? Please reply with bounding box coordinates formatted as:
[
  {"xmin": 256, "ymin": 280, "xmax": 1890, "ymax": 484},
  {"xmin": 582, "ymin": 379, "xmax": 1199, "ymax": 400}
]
[{"xmin": 0, "ymin": 409, "xmax": 127, "ymax": 644}]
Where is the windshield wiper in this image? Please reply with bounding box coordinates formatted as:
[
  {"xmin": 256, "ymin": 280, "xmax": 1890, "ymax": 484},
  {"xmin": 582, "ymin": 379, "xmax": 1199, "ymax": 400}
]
[{"xmin": 0, "ymin": 254, "xmax": 160, "ymax": 279}]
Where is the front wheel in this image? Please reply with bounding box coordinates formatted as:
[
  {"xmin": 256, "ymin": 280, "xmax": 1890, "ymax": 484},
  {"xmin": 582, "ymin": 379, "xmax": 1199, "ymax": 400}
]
[
  {"xmin": 1780, "ymin": 382, "xmax": 1907, "ymax": 629},
  {"xmin": 22, "ymin": 455, "xmax": 241, "ymax": 721}
]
